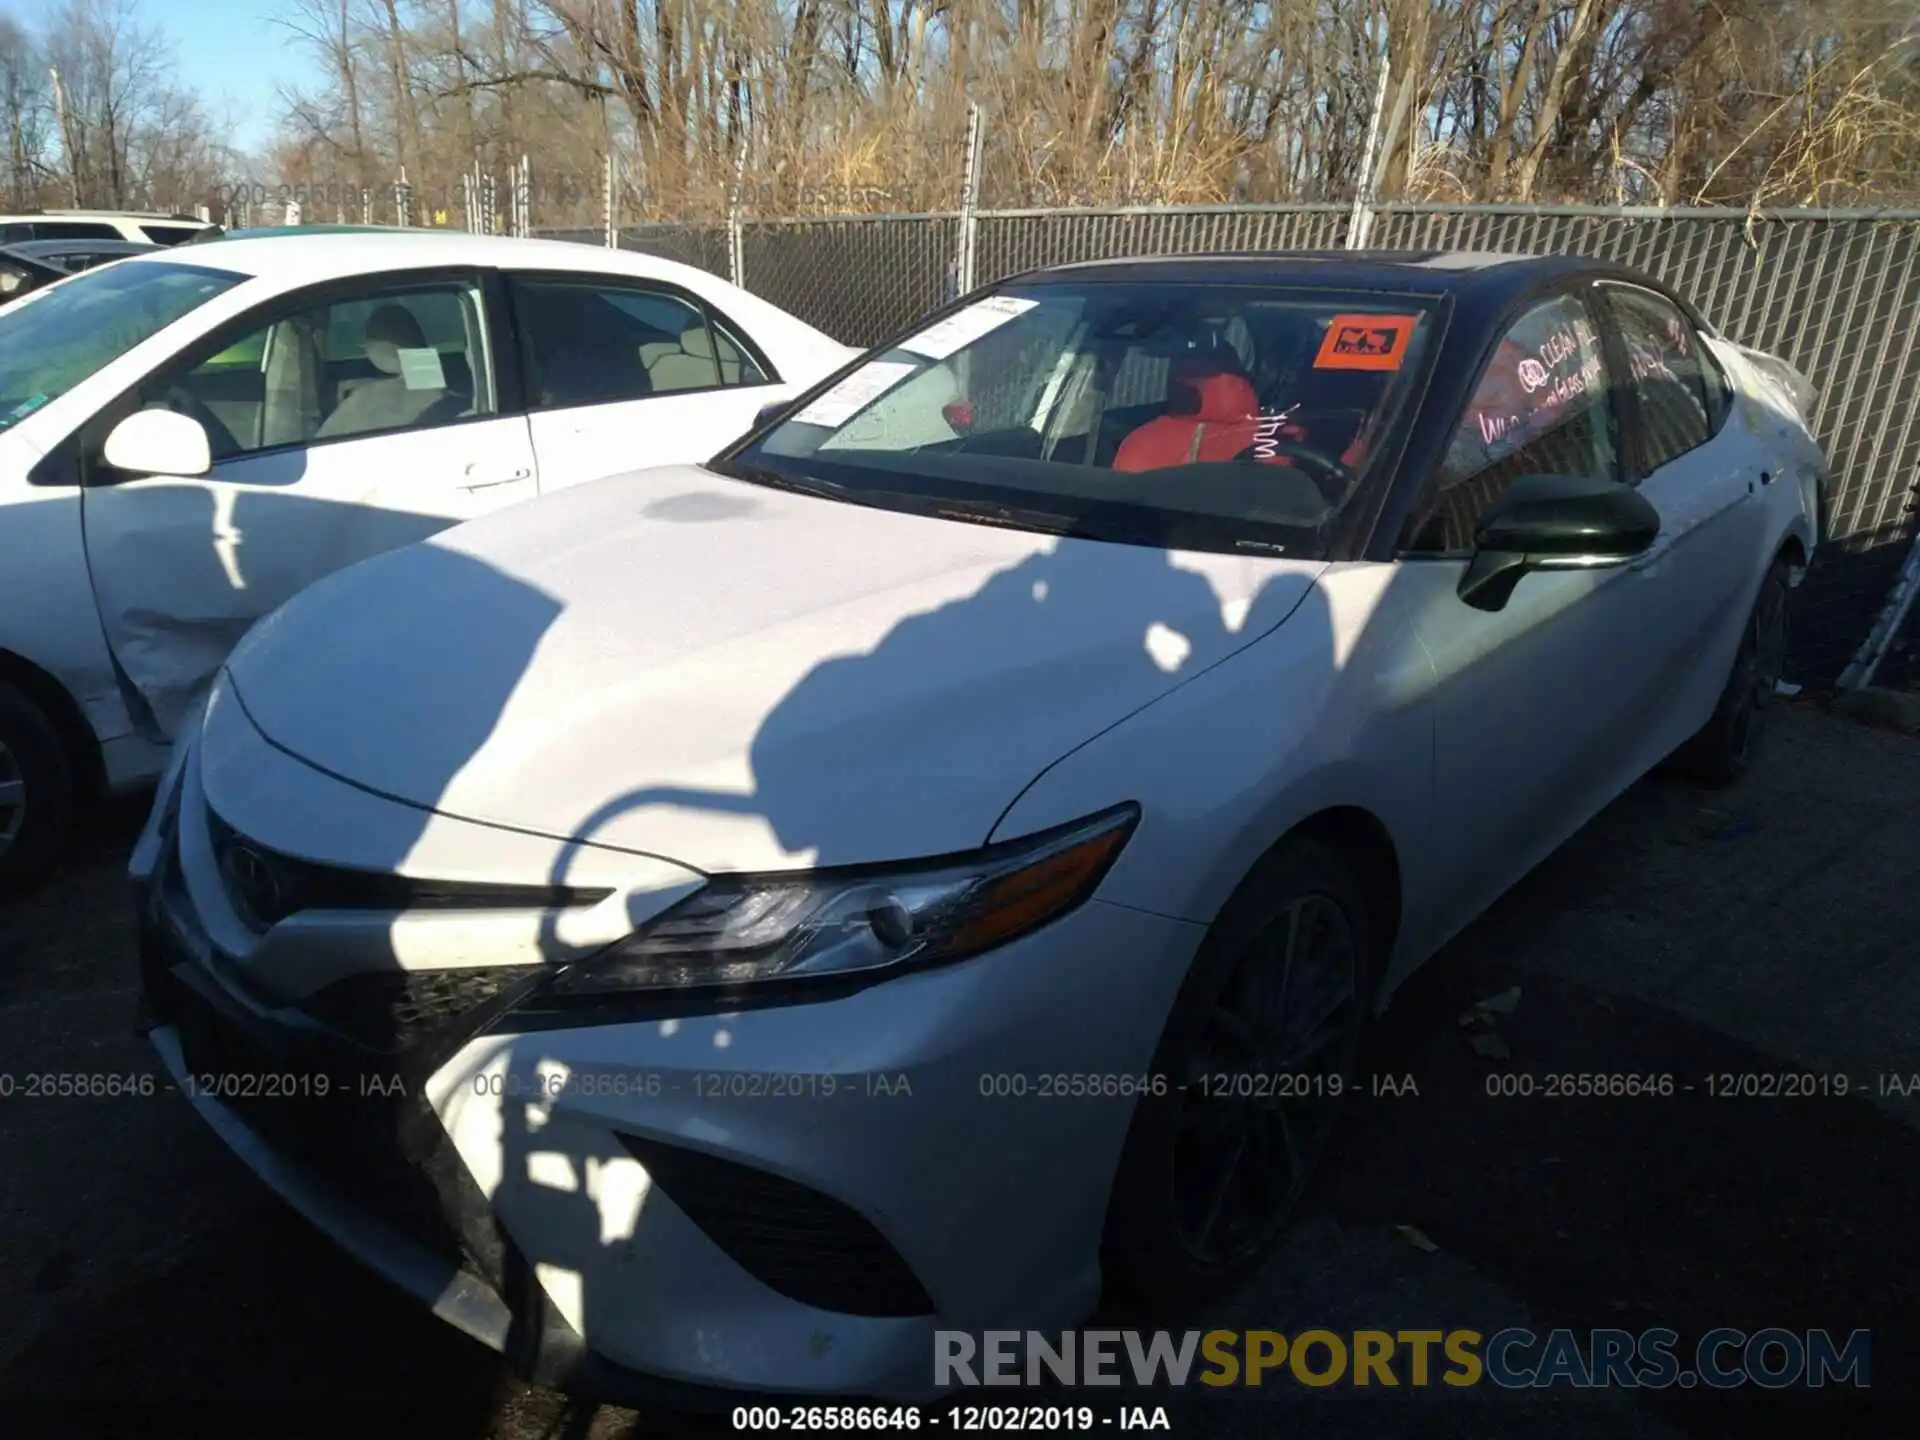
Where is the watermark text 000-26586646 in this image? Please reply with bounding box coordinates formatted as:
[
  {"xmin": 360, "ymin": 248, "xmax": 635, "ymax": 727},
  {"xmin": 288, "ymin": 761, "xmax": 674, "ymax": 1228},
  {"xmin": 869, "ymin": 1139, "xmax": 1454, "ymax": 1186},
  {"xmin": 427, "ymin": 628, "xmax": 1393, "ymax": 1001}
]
[{"xmin": 214, "ymin": 179, "xmax": 599, "ymax": 211}]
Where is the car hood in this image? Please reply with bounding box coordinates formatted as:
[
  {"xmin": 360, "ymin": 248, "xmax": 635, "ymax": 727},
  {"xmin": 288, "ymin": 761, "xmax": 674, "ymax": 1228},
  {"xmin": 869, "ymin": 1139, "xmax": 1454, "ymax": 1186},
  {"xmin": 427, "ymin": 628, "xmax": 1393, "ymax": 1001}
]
[{"xmin": 224, "ymin": 464, "xmax": 1326, "ymax": 876}]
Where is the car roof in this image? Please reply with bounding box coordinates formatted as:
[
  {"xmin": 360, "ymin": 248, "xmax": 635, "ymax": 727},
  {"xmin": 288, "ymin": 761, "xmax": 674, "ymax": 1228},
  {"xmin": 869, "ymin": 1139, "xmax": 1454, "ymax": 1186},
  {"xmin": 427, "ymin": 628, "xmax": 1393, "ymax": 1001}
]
[
  {"xmin": 118, "ymin": 229, "xmax": 722, "ymax": 290},
  {"xmin": 0, "ymin": 244, "xmax": 68, "ymax": 275},
  {"xmin": 0, "ymin": 209, "xmax": 205, "ymax": 222},
  {"xmin": 9, "ymin": 238, "xmax": 158, "ymax": 256},
  {"xmin": 202, "ymin": 224, "xmax": 439, "ymax": 240},
  {"xmin": 1017, "ymin": 249, "xmax": 1622, "ymax": 297}
]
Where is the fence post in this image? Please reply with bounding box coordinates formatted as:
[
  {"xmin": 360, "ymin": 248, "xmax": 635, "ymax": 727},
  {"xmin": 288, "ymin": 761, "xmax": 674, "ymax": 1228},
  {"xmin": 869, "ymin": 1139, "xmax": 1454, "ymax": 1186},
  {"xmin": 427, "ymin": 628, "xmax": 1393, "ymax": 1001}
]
[
  {"xmin": 727, "ymin": 143, "xmax": 747, "ymax": 288},
  {"xmin": 483, "ymin": 171, "xmax": 498, "ymax": 235},
  {"xmin": 603, "ymin": 152, "xmax": 617, "ymax": 248},
  {"xmin": 955, "ymin": 101, "xmax": 985, "ymax": 297},
  {"xmin": 1346, "ymin": 62, "xmax": 1392, "ymax": 249},
  {"xmin": 360, "ymin": 188, "xmax": 371, "ymax": 225},
  {"xmin": 518, "ymin": 153, "xmax": 531, "ymax": 236},
  {"xmin": 394, "ymin": 168, "xmax": 413, "ymax": 227}
]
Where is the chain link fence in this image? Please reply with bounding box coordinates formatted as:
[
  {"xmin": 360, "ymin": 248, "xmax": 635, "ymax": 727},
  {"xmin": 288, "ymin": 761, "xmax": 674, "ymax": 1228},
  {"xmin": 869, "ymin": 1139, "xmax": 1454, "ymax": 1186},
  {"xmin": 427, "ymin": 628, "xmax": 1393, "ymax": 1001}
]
[
  {"xmin": 542, "ymin": 202, "xmax": 1920, "ymax": 689},
  {"xmin": 740, "ymin": 216, "xmax": 960, "ymax": 345}
]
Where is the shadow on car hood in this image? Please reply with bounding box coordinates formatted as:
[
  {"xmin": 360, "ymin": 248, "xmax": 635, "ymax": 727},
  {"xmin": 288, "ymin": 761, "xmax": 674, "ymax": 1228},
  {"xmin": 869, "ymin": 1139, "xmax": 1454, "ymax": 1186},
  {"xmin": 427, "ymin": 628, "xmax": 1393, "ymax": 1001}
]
[{"xmin": 225, "ymin": 464, "xmax": 1327, "ymax": 874}]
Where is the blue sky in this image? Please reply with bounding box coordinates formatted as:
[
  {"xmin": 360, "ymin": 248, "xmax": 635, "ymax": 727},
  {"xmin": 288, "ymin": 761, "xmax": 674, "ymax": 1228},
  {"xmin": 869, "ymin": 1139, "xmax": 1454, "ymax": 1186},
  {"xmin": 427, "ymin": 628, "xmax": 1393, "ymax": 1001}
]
[{"xmin": 151, "ymin": 1, "xmax": 310, "ymax": 161}]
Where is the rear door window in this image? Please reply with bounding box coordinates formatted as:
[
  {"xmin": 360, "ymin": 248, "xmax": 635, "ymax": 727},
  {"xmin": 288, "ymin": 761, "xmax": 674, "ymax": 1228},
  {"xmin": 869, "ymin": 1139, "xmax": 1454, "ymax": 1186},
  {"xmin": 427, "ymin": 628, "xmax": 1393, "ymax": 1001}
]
[
  {"xmin": 1600, "ymin": 284, "xmax": 1721, "ymax": 475},
  {"xmin": 510, "ymin": 276, "xmax": 771, "ymax": 407}
]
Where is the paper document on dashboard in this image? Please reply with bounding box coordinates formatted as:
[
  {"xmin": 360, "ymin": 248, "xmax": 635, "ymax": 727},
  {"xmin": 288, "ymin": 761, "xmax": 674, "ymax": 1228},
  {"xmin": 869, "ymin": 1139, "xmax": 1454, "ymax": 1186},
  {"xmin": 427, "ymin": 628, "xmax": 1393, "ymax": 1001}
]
[
  {"xmin": 790, "ymin": 359, "xmax": 920, "ymax": 428},
  {"xmin": 899, "ymin": 295, "xmax": 1039, "ymax": 360}
]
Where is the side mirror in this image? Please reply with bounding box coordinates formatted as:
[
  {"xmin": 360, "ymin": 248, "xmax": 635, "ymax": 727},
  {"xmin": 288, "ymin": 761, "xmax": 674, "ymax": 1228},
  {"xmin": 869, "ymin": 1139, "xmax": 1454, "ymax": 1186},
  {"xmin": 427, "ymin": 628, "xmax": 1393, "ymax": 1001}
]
[
  {"xmin": 1458, "ymin": 473, "xmax": 1660, "ymax": 613},
  {"xmin": 101, "ymin": 408, "xmax": 212, "ymax": 479},
  {"xmin": 752, "ymin": 400, "xmax": 788, "ymax": 432}
]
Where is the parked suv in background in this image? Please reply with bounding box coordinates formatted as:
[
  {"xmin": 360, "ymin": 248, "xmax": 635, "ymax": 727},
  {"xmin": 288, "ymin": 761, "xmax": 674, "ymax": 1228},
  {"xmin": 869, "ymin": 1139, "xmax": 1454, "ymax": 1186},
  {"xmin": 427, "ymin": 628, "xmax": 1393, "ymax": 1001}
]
[{"xmin": 0, "ymin": 210, "xmax": 213, "ymax": 246}]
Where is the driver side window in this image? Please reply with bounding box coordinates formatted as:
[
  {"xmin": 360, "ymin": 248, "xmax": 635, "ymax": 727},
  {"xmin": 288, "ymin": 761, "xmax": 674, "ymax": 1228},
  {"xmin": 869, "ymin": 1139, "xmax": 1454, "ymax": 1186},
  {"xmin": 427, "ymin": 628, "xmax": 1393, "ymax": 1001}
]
[
  {"xmin": 136, "ymin": 279, "xmax": 494, "ymax": 462},
  {"xmin": 1403, "ymin": 293, "xmax": 1617, "ymax": 554}
]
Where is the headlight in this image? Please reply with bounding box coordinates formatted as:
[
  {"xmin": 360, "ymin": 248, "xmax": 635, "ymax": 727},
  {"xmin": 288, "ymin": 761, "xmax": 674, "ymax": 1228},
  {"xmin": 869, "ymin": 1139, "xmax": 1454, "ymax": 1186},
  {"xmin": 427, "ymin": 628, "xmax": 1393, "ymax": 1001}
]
[{"xmin": 550, "ymin": 803, "xmax": 1139, "ymax": 996}]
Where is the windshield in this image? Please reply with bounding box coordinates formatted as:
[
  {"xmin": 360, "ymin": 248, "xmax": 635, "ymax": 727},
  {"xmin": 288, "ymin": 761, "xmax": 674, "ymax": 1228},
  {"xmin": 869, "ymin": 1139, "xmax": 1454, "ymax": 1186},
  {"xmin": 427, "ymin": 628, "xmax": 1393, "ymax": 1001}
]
[
  {"xmin": 0, "ymin": 259, "xmax": 245, "ymax": 432},
  {"xmin": 722, "ymin": 281, "xmax": 1440, "ymax": 555}
]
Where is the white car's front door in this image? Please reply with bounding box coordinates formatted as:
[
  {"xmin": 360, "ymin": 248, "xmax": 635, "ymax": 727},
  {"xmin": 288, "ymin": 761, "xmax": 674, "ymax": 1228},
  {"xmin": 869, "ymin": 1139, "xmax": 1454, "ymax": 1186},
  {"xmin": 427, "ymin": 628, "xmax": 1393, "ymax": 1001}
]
[
  {"xmin": 507, "ymin": 273, "xmax": 793, "ymax": 490},
  {"xmin": 77, "ymin": 270, "xmax": 538, "ymax": 738}
]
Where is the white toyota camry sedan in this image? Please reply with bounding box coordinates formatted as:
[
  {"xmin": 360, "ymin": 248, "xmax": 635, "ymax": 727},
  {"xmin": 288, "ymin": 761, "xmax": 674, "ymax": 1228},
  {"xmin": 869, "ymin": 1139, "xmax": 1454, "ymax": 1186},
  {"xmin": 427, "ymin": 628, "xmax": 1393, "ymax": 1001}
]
[
  {"xmin": 0, "ymin": 231, "xmax": 853, "ymax": 888},
  {"xmin": 132, "ymin": 252, "xmax": 1824, "ymax": 1403}
]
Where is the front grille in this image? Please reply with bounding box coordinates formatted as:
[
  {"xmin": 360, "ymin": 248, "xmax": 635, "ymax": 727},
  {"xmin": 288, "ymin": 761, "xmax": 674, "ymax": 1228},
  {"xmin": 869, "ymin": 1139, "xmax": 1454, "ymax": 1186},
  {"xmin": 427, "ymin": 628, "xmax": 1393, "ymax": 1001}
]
[
  {"xmin": 299, "ymin": 965, "xmax": 546, "ymax": 1053},
  {"xmin": 619, "ymin": 1134, "xmax": 935, "ymax": 1317},
  {"xmin": 204, "ymin": 807, "xmax": 612, "ymax": 931},
  {"xmin": 161, "ymin": 964, "xmax": 468, "ymax": 1266},
  {"xmin": 249, "ymin": 1082, "xmax": 467, "ymax": 1264}
]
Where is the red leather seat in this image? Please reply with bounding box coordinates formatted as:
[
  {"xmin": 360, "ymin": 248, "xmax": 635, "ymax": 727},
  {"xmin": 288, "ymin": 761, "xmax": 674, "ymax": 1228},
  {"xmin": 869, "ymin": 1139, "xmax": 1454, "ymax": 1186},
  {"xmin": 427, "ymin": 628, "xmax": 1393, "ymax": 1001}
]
[{"xmin": 1114, "ymin": 370, "xmax": 1261, "ymax": 472}]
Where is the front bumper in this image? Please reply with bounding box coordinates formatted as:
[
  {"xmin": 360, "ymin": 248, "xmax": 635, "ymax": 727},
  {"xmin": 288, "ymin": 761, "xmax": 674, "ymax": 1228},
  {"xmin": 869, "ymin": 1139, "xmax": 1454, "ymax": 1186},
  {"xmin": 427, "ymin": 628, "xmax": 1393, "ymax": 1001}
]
[{"xmin": 136, "ymin": 742, "xmax": 1206, "ymax": 1401}]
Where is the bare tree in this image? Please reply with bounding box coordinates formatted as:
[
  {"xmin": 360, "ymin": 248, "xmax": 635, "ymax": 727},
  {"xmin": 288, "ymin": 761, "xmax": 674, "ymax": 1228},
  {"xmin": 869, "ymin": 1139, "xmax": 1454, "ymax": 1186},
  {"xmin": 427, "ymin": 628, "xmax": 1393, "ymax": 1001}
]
[
  {"xmin": 39, "ymin": 0, "xmax": 229, "ymax": 210},
  {"xmin": 0, "ymin": 16, "xmax": 53, "ymax": 206},
  {"xmin": 245, "ymin": 0, "xmax": 1920, "ymax": 221}
]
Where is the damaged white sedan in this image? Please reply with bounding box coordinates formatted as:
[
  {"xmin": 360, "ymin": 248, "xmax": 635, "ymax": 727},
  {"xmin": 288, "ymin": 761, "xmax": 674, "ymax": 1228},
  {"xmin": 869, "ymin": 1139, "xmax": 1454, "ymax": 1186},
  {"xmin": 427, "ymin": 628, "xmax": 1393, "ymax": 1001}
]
[
  {"xmin": 0, "ymin": 232, "xmax": 854, "ymax": 888},
  {"xmin": 133, "ymin": 253, "xmax": 1825, "ymax": 1402}
]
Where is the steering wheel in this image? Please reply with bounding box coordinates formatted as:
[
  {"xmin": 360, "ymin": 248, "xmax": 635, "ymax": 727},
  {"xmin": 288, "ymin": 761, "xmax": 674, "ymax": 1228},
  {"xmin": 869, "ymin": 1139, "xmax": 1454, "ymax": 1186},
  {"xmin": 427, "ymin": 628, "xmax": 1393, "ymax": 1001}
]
[
  {"xmin": 162, "ymin": 385, "xmax": 241, "ymax": 458},
  {"xmin": 1235, "ymin": 439, "xmax": 1350, "ymax": 500}
]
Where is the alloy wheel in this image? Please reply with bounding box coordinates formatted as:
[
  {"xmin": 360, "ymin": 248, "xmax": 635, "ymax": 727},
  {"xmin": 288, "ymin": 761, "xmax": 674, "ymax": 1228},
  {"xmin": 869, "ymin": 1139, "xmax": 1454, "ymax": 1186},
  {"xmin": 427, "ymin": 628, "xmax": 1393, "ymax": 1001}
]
[
  {"xmin": 1727, "ymin": 576, "xmax": 1789, "ymax": 767},
  {"xmin": 0, "ymin": 737, "xmax": 24, "ymax": 856},
  {"xmin": 1170, "ymin": 892, "xmax": 1361, "ymax": 1267}
]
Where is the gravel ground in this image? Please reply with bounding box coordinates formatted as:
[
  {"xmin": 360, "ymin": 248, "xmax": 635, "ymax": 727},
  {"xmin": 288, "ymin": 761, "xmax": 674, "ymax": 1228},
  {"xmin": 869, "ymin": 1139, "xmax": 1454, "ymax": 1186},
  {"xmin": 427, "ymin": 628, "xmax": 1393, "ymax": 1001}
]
[{"xmin": 1, "ymin": 699, "xmax": 1915, "ymax": 1439}]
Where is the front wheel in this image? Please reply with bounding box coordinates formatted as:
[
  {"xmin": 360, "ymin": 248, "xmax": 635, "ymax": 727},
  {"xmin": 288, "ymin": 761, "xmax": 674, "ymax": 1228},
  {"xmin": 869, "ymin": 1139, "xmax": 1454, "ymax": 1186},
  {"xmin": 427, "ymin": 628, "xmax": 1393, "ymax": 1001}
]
[
  {"xmin": 1675, "ymin": 558, "xmax": 1790, "ymax": 787},
  {"xmin": 1102, "ymin": 838, "xmax": 1371, "ymax": 1304},
  {"xmin": 0, "ymin": 683, "xmax": 76, "ymax": 895}
]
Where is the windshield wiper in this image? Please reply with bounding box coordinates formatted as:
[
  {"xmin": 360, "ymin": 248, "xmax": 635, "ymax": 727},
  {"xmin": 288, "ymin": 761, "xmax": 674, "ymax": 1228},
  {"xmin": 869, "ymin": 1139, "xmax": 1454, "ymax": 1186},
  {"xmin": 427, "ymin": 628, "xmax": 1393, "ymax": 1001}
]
[
  {"xmin": 713, "ymin": 461, "xmax": 852, "ymax": 503},
  {"xmin": 719, "ymin": 460, "xmax": 1093, "ymax": 540},
  {"xmin": 929, "ymin": 497, "xmax": 1078, "ymax": 534}
]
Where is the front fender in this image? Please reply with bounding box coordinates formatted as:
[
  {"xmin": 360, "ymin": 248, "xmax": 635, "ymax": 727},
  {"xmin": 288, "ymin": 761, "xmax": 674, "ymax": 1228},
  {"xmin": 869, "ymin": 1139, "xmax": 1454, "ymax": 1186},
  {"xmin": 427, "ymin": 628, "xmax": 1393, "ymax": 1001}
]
[{"xmin": 990, "ymin": 563, "xmax": 1441, "ymax": 992}]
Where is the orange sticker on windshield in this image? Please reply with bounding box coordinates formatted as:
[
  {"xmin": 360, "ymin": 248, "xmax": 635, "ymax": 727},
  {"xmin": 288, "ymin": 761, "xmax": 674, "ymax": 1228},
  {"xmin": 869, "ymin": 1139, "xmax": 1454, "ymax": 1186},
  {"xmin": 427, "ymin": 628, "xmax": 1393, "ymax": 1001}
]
[{"xmin": 1314, "ymin": 314, "xmax": 1419, "ymax": 371}]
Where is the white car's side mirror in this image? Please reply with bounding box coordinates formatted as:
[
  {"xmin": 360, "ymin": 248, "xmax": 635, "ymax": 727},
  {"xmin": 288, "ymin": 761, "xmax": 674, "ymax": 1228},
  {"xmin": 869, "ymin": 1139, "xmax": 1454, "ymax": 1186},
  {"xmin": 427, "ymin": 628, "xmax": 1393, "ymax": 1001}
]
[{"xmin": 103, "ymin": 407, "xmax": 212, "ymax": 478}]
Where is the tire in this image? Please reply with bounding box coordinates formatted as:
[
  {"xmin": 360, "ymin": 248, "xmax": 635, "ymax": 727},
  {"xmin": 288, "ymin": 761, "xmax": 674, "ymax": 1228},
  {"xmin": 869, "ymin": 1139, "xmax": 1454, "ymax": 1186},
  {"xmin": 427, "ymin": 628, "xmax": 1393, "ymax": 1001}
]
[
  {"xmin": 1675, "ymin": 558, "xmax": 1790, "ymax": 788},
  {"xmin": 0, "ymin": 682, "xmax": 76, "ymax": 895},
  {"xmin": 1101, "ymin": 838, "xmax": 1372, "ymax": 1305}
]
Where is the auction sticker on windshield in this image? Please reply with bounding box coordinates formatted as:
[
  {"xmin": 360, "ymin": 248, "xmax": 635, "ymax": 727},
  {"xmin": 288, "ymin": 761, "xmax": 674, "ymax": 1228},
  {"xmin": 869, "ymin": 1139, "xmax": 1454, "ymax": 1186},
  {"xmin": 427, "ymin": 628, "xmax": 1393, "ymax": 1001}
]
[
  {"xmin": 898, "ymin": 294, "xmax": 1039, "ymax": 361},
  {"xmin": 1314, "ymin": 313, "xmax": 1419, "ymax": 371},
  {"xmin": 791, "ymin": 359, "xmax": 921, "ymax": 428}
]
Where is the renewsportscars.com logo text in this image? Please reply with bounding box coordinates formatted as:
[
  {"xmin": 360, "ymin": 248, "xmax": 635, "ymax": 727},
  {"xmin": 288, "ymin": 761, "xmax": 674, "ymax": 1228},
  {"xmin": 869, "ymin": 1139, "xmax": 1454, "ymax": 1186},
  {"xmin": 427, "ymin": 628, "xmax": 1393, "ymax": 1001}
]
[{"xmin": 935, "ymin": 1328, "xmax": 1871, "ymax": 1390}]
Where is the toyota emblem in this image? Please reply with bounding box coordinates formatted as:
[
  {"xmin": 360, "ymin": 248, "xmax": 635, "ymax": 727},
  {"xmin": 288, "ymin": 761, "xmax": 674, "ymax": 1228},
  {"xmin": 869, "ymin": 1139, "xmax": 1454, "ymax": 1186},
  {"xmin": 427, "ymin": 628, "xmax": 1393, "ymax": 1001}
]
[{"xmin": 220, "ymin": 842, "xmax": 286, "ymax": 925}]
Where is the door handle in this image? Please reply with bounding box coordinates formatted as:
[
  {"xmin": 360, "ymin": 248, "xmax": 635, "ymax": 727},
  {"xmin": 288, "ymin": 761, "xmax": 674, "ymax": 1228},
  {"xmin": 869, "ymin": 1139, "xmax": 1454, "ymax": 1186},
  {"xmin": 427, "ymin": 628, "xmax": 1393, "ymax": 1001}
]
[{"xmin": 462, "ymin": 464, "xmax": 532, "ymax": 491}]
